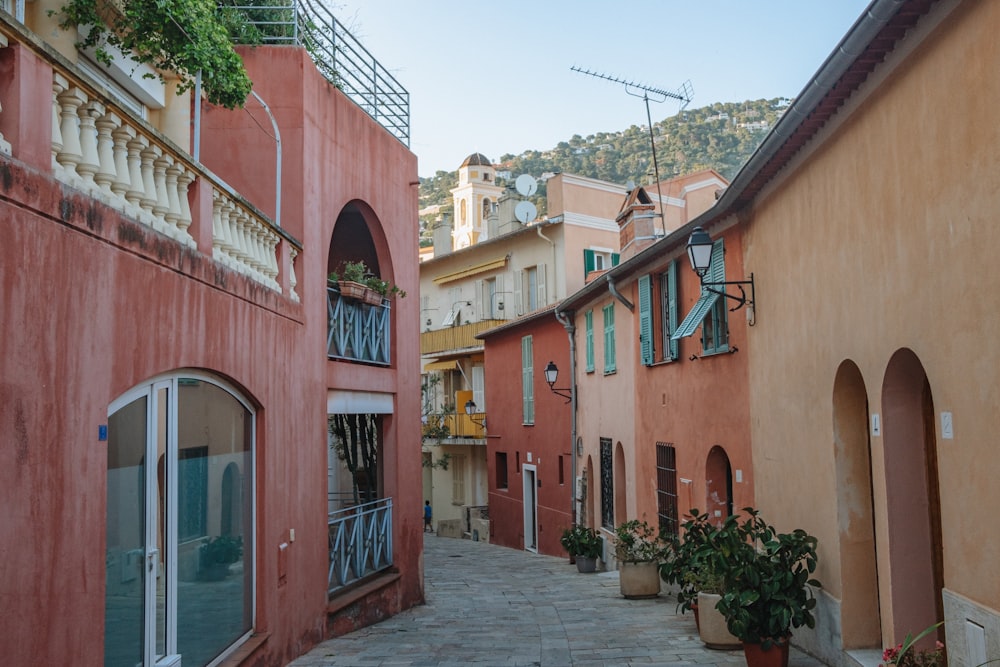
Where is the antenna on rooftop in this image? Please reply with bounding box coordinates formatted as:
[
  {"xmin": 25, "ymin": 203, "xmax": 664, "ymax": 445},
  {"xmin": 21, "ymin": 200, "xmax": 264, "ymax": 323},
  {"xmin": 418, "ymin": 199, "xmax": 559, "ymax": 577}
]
[{"xmin": 571, "ymin": 65, "xmax": 693, "ymax": 234}]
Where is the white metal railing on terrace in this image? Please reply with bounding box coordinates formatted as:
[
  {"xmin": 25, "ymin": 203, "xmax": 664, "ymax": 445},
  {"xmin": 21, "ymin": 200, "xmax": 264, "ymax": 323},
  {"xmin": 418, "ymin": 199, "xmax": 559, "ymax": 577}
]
[
  {"xmin": 328, "ymin": 497, "xmax": 393, "ymax": 596},
  {"xmin": 327, "ymin": 285, "xmax": 391, "ymax": 365},
  {"xmin": 225, "ymin": 0, "xmax": 409, "ymax": 146}
]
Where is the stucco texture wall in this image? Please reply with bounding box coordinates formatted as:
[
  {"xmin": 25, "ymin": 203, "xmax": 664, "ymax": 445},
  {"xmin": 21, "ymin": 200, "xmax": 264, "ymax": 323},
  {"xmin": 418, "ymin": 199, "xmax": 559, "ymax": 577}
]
[{"xmin": 744, "ymin": 0, "xmax": 999, "ymax": 653}]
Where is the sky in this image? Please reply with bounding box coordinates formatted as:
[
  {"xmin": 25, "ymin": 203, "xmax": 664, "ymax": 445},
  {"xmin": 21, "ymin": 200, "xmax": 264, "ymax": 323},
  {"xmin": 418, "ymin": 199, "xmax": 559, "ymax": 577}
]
[{"xmin": 334, "ymin": 1, "xmax": 873, "ymax": 178}]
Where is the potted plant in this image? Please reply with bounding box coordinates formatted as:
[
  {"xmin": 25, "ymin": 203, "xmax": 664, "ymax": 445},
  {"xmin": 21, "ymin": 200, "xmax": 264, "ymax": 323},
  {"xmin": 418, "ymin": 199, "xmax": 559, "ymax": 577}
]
[
  {"xmin": 329, "ymin": 261, "xmax": 405, "ymax": 305},
  {"xmin": 199, "ymin": 534, "xmax": 243, "ymax": 581},
  {"xmin": 613, "ymin": 519, "xmax": 664, "ymax": 599},
  {"xmin": 560, "ymin": 525, "xmax": 603, "ymax": 573},
  {"xmin": 713, "ymin": 508, "xmax": 822, "ymax": 667},
  {"xmin": 660, "ymin": 510, "xmax": 741, "ymax": 649}
]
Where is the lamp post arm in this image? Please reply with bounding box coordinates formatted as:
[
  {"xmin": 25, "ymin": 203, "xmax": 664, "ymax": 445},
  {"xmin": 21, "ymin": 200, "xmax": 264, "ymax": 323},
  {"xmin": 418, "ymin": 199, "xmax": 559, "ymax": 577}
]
[{"xmin": 700, "ymin": 273, "xmax": 755, "ymax": 312}]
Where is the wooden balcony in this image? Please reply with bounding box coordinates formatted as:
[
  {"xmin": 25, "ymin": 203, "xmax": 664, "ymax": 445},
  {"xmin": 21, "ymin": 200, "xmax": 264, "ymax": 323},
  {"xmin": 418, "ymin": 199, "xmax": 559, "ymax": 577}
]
[{"xmin": 420, "ymin": 320, "xmax": 505, "ymax": 356}]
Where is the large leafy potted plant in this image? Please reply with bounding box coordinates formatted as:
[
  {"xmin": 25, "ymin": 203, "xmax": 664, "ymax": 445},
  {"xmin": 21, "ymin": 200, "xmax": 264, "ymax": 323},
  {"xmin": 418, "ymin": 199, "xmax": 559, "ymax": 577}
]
[
  {"xmin": 661, "ymin": 510, "xmax": 741, "ymax": 649},
  {"xmin": 560, "ymin": 525, "xmax": 602, "ymax": 573},
  {"xmin": 613, "ymin": 519, "xmax": 664, "ymax": 599},
  {"xmin": 713, "ymin": 508, "xmax": 822, "ymax": 667}
]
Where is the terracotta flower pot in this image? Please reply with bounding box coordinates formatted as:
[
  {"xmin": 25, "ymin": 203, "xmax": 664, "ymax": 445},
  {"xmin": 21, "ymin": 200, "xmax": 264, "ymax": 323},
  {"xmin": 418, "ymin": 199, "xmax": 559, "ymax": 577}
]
[{"xmin": 742, "ymin": 637, "xmax": 790, "ymax": 667}]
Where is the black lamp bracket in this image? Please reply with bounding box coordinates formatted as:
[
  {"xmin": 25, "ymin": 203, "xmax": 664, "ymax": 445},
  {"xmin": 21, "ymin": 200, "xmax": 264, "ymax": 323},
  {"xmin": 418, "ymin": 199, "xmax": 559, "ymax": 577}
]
[{"xmin": 699, "ymin": 272, "xmax": 755, "ymax": 313}]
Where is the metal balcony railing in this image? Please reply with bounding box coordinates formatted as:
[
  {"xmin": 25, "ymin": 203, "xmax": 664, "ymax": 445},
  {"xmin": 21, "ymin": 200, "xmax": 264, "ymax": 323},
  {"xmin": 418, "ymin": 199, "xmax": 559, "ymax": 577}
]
[
  {"xmin": 328, "ymin": 497, "xmax": 393, "ymax": 595},
  {"xmin": 226, "ymin": 0, "xmax": 410, "ymax": 146},
  {"xmin": 327, "ymin": 285, "xmax": 391, "ymax": 365}
]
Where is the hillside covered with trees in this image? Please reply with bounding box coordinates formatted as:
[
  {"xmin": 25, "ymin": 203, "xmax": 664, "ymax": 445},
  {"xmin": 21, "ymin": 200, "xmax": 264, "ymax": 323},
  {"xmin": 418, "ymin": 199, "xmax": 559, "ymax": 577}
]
[{"xmin": 418, "ymin": 97, "xmax": 790, "ymax": 245}]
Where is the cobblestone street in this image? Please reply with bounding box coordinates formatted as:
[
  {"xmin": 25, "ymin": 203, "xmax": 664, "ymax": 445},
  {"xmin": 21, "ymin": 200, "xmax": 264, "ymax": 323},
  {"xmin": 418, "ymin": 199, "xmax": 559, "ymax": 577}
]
[{"xmin": 290, "ymin": 535, "xmax": 827, "ymax": 667}]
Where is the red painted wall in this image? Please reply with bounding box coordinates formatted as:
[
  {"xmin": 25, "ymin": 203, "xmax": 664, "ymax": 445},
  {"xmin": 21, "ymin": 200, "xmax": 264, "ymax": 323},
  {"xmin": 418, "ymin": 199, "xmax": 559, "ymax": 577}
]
[
  {"xmin": 0, "ymin": 44, "xmax": 421, "ymax": 666},
  {"xmin": 482, "ymin": 315, "xmax": 574, "ymax": 557}
]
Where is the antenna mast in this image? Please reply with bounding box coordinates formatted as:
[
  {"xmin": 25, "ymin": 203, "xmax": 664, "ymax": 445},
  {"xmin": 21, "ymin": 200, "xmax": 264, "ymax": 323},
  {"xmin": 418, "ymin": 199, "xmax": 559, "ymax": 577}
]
[{"xmin": 571, "ymin": 66, "xmax": 693, "ymax": 235}]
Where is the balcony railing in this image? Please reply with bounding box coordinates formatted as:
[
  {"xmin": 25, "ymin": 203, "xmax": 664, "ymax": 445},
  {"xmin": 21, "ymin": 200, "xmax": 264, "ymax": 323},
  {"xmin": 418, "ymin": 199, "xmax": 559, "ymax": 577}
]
[
  {"xmin": 0, "ymin": 16, "xmax": 302, "ymax": 301},
  {"xmin": 420, "ymin": 319, "xmax": 506, "ymax": 356},
  {"xmin": 328, "ymin": 497, "xmax": 393, "ymax": 596},
  {"xmin": 228, "ymin": 0, "xmax": 410, "ymax": 146},
  {"xmin": 327, "ymin": 285, "xmax": 391, "ymax": 365}
]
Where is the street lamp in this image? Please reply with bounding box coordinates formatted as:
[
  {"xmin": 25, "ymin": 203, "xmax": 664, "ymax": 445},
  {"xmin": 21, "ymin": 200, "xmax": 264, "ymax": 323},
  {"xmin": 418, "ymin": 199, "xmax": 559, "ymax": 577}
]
[
  {"xmin": 464, "ymin": 399, "xmax": 486, "ymax": 429},
  {"xmin": 685, "ymin": 226, "xmax": 756, "ymax": 319},
  {"xmin": 544, "ymin": 361, "xmax": 572, "ymax": 403}
]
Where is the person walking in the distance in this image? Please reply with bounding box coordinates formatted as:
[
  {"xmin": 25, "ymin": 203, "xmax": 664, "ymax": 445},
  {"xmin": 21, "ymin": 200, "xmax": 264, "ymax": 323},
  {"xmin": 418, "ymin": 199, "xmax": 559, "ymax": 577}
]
[{"xmin": 423, "ymin": 501, "xmax": 433, "ymax": 533}]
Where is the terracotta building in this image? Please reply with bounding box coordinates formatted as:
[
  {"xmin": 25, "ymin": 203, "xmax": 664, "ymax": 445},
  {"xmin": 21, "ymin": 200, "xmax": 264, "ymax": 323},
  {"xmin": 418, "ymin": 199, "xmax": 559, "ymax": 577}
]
[{"xmin": 0, "ymin": 3, "xmax": 421, "ymax": 666}]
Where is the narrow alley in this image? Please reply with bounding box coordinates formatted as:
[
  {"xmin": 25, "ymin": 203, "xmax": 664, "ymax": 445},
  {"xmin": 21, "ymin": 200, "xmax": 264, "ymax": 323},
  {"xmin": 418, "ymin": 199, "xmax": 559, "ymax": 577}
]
[{"xmin": 290, "ymin": 536, "xmax": 827, "ymax": 667}]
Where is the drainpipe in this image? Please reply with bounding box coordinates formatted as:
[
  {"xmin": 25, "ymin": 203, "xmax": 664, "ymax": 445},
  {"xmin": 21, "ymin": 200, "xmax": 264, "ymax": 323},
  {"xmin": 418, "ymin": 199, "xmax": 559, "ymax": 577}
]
[
  {"xmin": 553, "ymin": 308, "xmax": 578, "ymax": 525},
  {"xmin": 606, "ymin": 273, "xmax": 634, "ymax": 312}
]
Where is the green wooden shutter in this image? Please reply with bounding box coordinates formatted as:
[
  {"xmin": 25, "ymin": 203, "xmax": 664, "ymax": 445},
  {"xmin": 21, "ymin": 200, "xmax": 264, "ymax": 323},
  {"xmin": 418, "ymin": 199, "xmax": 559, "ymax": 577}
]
[
  {"xmin": 710, "ymin": 239, "xmax": 725, "ymax": 284},
  {"xmin": 585, "ymin": 310, "xmax": 594, "ymax": 372},
  {"xmin": 583, "ymin": 249, "xmax": 596, "ymax": 274},
  {"xmin": 603, "ymin": 304, "xmax": 616, "ymax": 373},
  {"xmin": 667, "ymin": 261, "xmax": 679, "ymax": 360},
  {"xmin": 611, "ymin": 253, "xmax": 620, "ymax": 267},
  {"xmin": 521, "ymin": 336, "xmax": 534, "ymax": 424},
  {"xmin": 638, "ymin": 275, "xmax": 653, "ymax": 365}
]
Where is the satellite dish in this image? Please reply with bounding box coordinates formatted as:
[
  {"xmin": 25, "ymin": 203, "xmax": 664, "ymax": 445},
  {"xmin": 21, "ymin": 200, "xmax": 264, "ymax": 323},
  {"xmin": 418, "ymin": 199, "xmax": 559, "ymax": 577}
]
[
  {"xmin": 514, "ymin": 200, "xmax": 537, "ymax": 224},
  {"xmin": 515, "ymin": 174, "xmax": 538, "ymax": 197}
]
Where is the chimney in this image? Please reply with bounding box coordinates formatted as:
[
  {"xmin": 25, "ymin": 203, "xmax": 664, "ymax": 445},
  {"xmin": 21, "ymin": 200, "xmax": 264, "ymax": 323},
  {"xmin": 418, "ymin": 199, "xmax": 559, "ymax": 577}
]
[
  {"xmin": 432, "ymin": 213, "xmax": 453, "ymax": 256},
  {"xmin": 616, "ymin": 186, "xmax": 658, "ymax": 261}
]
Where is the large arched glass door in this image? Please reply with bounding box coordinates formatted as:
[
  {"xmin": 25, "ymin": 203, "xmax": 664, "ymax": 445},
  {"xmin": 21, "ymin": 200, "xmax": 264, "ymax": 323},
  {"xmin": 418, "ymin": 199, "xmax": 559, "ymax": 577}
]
[{"xmin": 105, "ymin": 375, "xmax": 254, "ymax": 667}]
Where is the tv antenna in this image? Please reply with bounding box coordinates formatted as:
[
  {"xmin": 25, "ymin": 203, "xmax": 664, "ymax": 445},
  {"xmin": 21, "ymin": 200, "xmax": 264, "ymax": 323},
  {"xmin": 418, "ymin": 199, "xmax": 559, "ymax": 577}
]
[{"xmin": 571, "ymin": 66, "xmax": 693, "ymax": 234}]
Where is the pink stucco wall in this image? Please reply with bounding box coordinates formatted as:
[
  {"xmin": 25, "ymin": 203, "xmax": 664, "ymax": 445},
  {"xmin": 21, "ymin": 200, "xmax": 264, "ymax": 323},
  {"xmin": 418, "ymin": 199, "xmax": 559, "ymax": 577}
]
[{"xmin": 0, "ymin": 41, "xmax": 421, "ymax": 666}]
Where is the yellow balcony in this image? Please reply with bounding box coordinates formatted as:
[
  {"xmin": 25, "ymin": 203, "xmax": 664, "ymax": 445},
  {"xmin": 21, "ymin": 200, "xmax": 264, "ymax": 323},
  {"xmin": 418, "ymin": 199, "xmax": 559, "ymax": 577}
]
[{"xmin": 421, "ymin": 320, "xmax": 505, "ymax": 356}]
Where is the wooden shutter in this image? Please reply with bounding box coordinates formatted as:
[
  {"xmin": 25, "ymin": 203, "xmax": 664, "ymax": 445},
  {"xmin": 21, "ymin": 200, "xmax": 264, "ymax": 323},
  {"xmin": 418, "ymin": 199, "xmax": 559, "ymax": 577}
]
[
  {"xmin": 638, "ymin": 275, "xmax": 653, "ymax": 365},
  {"xmin": 474, "ymin": 279, "xmax": 484, "ymax": 319},
  {"xmin": 667, "ymin": 261, "xmax": 679, "ymax": 360},
  {"xmin": 512, "ymin": 270, "xmax": 523, "ymax": 316},
  {"xmin": 603, "ymin": 303, "xmax": 616, "ymax": 373},
  {"xmin": 584, "ymin": 249, "xmax": 596, "ymax": 274},
  {"xmin": 585, "ymin": 310, "xmax": 594, "ymax": 372},
  {"xmin": 536, "ymin": 263, "xmax": 547, "ymax": 306},
  {"xmin": 472, "ymin": 365, "xmax": 485, "ymax": 412},
  {"xmin": 521, "ymin": 336, "xmax": 534, "ymax": 424},
  {"xmin": 611, "ymin": 253, "xmax": 620, "ymax": 267}
]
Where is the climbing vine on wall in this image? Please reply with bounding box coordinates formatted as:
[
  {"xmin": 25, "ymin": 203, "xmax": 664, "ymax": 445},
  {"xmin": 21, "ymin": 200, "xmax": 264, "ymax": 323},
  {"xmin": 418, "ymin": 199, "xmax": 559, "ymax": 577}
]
[{"xmin": 53, "ymin": 0, "xmax": 253, "ymax": 109}]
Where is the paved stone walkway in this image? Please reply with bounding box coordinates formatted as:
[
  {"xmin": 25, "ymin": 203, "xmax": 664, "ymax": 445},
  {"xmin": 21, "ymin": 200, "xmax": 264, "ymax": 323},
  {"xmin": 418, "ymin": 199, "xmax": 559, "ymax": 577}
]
[{"xmin": 289, "ymin": 534, "xmax": 828, "ymax": 667}]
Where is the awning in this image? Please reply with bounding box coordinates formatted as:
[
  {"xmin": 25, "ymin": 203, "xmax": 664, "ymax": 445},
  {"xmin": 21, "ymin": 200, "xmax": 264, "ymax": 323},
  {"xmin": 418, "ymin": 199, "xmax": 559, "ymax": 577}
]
[
  {"xmin": 671, "ymin": 292, "xmax": 720, "ymax": 340},
  {"xmin": 424, "ymin": 360, "xmax": 459, "ymax": 372},
  {"xmin": 327, "ymin": 390, "xmax": 394, "ymax": 414},
  {"xmin": 432, "ymin": 256, "xmax": 507, "ymax": 285}
]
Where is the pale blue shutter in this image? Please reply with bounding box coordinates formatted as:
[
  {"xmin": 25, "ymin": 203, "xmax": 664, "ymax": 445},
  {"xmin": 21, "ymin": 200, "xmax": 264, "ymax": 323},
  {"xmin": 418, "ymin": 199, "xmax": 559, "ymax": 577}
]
[
  {"xmin": 603, "ymin": 304, "xmax": 616, "ymax": 373},
  {"xmin": 667, "ymin": 261, "xmax": 679, "ymax": 360},
  {"xmin": 585, "ymin": 310, "xmax": 594, "ymax": 372},
  {"xmin": 521, "ymin": 336, "xmax": 534, "ymax": 424},
  {"xmin": 638, "ymin": 275, "xmax": 653, "ymax": 365}
]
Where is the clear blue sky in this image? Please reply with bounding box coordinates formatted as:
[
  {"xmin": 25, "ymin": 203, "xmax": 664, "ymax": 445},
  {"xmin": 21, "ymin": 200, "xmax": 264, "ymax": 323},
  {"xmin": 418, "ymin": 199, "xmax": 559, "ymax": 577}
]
[{"xmin": 335, "ymin": 1, "xmax": 873, "ymax": 177}]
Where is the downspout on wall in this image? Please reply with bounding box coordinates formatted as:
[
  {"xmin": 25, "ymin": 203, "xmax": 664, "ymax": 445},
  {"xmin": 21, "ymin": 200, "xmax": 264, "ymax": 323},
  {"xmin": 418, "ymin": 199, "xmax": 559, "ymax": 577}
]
[{"xmin": 553, "ymin": 308, "xmax": 578, "ymax": 525}]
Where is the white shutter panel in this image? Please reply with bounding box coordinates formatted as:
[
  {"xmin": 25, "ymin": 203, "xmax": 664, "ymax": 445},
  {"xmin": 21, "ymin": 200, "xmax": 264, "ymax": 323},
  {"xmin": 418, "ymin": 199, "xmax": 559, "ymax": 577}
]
[
  {"xmin": 496, "ymin": 274, "xmax": 506, "ymax": 318},
  {"xmin": 472, "ymin": 365, "xmax": 485, "ymax": 412},
  {"xmin": 513, "ymin": 270, "xmax": 523, "ymax": 316},
  {"xmin": 474, "ymin": 279, "xmax": 484, "ymax": 319},
  {"xmin": 536, "ymin": 263, "xmax": 547, "ymax": 306}
]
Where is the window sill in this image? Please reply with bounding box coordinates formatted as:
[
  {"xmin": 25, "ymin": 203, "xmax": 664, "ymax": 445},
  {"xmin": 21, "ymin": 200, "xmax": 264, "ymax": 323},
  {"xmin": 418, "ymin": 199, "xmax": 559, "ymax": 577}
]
[
  {"xmin": 603, "ymin": 370, "xmax": 617, "ymax": 376},
  {"xmin": 699, "ymin": 347, "xmax": 730, "ymax": 358}
]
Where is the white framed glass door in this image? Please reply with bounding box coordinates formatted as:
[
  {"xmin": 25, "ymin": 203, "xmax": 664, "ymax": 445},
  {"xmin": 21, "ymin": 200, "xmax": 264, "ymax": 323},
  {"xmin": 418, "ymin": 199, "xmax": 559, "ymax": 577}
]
[
  {"xmin": 522, "ymin": 465, "xmax": 538, "ymax": 553},
  {"xmin": 106, "ymin": 374, "xmax": 253, "ymax": 667}
]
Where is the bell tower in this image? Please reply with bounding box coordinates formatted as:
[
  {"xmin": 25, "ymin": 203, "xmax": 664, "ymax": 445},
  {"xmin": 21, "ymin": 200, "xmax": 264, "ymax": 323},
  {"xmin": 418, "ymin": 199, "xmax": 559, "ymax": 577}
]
[{"xmin": 450, "ymin": 153, "xmax": 503, "ymax": 250}]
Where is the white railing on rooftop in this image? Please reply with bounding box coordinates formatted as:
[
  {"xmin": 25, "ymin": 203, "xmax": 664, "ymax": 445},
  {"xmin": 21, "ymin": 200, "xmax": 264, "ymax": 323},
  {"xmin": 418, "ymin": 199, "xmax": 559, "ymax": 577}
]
[
  {"xmin": 328, "ymin": 497, "xmax": 393, "ymax": 595},
  {"xmin": 225, "ymin": 0, "xmax": 409, "ymax": 146}
]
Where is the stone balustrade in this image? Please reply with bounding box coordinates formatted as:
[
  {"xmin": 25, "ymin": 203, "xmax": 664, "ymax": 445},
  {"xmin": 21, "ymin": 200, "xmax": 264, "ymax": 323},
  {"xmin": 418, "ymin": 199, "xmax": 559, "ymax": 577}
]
[{"xmin": 0, "ymin": 18, "xmax": 301, "ymax": 301}]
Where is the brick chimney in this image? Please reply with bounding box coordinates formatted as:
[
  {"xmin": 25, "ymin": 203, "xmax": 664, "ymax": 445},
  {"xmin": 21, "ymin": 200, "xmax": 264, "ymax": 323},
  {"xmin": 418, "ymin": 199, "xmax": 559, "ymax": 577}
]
[{"xmin": 616, "ymin": 186, "xmax": 659, "ymax": 261}]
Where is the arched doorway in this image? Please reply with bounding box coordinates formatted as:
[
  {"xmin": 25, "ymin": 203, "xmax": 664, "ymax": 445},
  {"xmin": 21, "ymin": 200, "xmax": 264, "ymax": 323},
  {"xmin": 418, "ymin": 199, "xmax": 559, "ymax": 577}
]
[
  {"xmin": 881, "ymin": 349, "xmax": 943, "ymax": 645},
  {"xmin": 705, "ymin": 446, "xmax": 733, "ymax": 526},
  {"xmin": 832, "ymin": 360, "xmax": 880, "ymax": 648}
]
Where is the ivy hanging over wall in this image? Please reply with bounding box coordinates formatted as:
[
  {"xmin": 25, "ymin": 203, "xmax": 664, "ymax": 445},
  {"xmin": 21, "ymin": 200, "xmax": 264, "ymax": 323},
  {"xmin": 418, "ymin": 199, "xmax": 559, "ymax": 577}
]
[{"xmin": 53, "ymin": 0, "xmax": 253, "ymax": 109}]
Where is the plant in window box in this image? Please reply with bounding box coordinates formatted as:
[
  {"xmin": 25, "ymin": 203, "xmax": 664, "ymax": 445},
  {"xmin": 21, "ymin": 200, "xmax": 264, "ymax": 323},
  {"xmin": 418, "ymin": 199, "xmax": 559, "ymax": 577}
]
[{"xmin": 329, "ymin": 261, "xmax": 405, "ymax": 304}]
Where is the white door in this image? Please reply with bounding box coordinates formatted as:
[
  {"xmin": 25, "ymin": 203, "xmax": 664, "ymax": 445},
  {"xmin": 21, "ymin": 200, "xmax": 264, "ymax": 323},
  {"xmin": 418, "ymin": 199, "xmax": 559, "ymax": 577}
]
[{"xmin": 522, "ymin": 465, "xmax": 538, "ymax": 552}]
